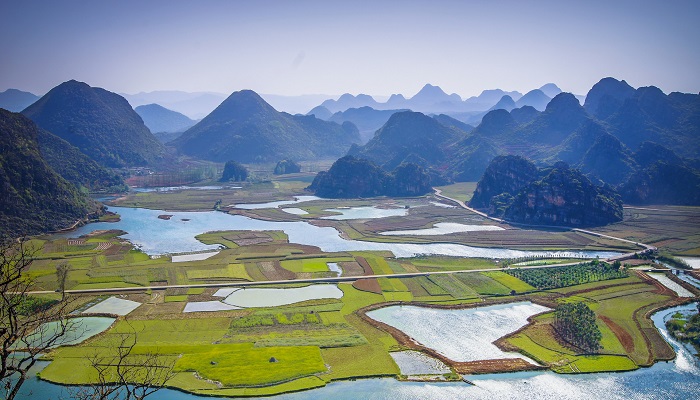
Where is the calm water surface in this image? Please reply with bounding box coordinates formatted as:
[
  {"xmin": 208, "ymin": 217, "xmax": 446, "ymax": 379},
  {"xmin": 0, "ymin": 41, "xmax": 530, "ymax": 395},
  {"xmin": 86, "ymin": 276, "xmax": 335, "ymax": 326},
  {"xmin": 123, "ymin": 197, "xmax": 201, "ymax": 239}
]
[{"xmin": 59, "ymin": 206, "xmax": 620, "ymax": 259}]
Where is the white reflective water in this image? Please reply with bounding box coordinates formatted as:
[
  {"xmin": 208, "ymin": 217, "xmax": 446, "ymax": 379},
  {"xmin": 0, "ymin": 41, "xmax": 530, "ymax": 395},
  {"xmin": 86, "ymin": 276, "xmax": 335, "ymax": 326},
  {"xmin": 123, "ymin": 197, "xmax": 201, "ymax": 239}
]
[
  {"xmin": 647, "ymin": 273, "xmax": 695, "ymax": 297},
  {"xmin": 679, "ymin": 257, "xmax": 700, "ymax": 269},
  {"xmin": 367, "ymin": 302, "xmax": 550, "ymax": 362},
  {"xmin": 232, "ymin": 196, "xmax": 320, "ymax": 209},
  {"xmin": 321, "ymin": 206, "xmax": 408, "ymax": 220},
  {"xmin": 390, "ymin": 350, "xmax": 451, "ymax": 375},
  {"xmin": 222, "ymin": 285, "xmax": 344, "ymax": 308},
  {"xmin": 60, "ymin": 206, "xmax": 620, "ymax": 260},
  {"xmin": 82, "ymin": 296, "xmax": 141, "ymax": 316},
  {"xmin": 380, "ymin": 222, "xmax": 504, "ymax": 236}
]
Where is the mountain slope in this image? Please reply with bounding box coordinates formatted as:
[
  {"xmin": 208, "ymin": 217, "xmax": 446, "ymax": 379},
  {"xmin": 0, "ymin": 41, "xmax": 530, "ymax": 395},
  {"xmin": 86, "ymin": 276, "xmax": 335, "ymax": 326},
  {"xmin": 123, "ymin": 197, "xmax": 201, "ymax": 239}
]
[
  {"xmin": 173, "ymin": 90, "xmax": 360, "ymax": 162},
  {"xmin": 350, "ymin": 111, "xmax": 465, "ymax": 171},
  {"xmin": 22, "ymin": 80, "xmax": 166, "ymax": 167},
  {"xmin": 35, "ymin": 128, "xmax": 126, "ymax": 191},
  {"xmin": 328, "ymin": 107, "xmax": 408, "ymax": 143},
  {"xmin": 135, "ymin": 103, "xmax": 196, "ymax": 134},
  {"xmin": 0, "ymin": 109, "xmax": 98, "ymax": 239},
  {"xmin": 0, "ymin": 89, "xmax": 39, "ymax": 112},
  {"xmin": 515, "ymin": 89, "xmax": 552, "ymax": 111}
]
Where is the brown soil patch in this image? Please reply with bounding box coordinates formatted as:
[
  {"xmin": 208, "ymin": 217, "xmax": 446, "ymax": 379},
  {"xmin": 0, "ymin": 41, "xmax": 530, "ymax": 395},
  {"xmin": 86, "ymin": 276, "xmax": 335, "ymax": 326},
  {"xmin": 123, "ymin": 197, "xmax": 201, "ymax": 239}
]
[
  {"xmin": 353, "ymin": 278, "xmax": 382, "ymax": 294},
  {"xmin": 259, "ymin": 261, "xmax": 296, "ymax": 281},
  {"xmin": 339, "ymin": 261, "xmax": 364, "ymax": 277},
  {"xmin": 600, "ymin": 315, "xmax": 635, "ymax": 353},
  {"xmin": 453, "ymin": 358, "xmax": 543, "ymax": 374},
  {"xmin": 355, "ymin": 256, "xmax": 375, "ymax": 275},
  {"xmin": 158, "ymin": 214, "xmax": 173, "ymax": 220}
]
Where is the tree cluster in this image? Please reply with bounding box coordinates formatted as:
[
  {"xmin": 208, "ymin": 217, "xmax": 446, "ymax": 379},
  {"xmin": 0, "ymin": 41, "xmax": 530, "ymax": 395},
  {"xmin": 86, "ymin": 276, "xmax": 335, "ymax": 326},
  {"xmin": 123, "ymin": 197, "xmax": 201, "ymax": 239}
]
[
  {"xmin": 553, "ymin": 302, "xmax": 602, "ymax": 353},
  {"xmin": 308, "ymin": 156, "xmax": 432, "ymax": 198},
  {"xmin": 220, "ymin": 160, "xmax": 248, "ymax": 182},
  {"xmin": 273, "ymin": 159, "xmax": 301, "ymax": 175}
]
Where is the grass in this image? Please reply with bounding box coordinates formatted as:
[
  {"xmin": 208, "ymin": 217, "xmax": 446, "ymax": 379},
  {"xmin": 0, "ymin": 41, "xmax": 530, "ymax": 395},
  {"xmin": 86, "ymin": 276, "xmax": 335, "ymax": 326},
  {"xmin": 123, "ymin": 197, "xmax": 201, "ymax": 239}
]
[
  {"xmin": 408, "ymin": 256, "xmax": 497, "ymax": 272},
  {"xmin": 435, "ymin": 182, "xmax": 477, "ymax": 203},
  {"xmin": 454, "ymin": 272, "xmax": 512, "ymax": 295},
  {"xmin": 175, "ymin": 343, "xmax": 326, "ymax": 386},
  {"xmin": 483, "ymin": 271, "xmax": 535, "ymax": 293}
]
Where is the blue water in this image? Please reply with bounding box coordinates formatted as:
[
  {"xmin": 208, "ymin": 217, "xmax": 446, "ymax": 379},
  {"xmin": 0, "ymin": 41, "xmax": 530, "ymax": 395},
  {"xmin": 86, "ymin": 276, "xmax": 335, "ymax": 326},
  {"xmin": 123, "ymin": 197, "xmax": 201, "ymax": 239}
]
[
  {"xmin": 58, "ymin": 206, "xmax": 620, "ymax": 259},
  {"xmin": 20, "ymin": 303, "xmax": 700, "ymax": 399}
]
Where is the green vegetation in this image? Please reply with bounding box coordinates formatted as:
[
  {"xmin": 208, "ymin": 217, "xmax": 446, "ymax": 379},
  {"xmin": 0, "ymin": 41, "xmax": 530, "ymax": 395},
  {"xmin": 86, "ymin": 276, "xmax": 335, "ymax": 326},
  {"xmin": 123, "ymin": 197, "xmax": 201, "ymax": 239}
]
[
  {"xmin": 310, "ymin": 156, "xmax": 432, "ymax": 198},
  {"xmin": 505, "ymin": 261, "xmax": 628, "ymax": 290},
  {"xmin": 220, "ymin": 160, "xmax": 248, "ymax": 182},
  {"xmin": 554, "ymin": 302, "xmax": 602, "ymax": 353},
  {"xmin": 666, "ymin": 308, "xmax": 700, "ymax": 351}
]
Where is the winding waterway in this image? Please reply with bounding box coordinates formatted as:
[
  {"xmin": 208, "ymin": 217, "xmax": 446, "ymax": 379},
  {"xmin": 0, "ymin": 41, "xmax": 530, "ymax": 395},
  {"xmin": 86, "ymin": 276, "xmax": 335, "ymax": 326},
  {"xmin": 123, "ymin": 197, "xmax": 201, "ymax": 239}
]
[{"xmin": 59, "ymin": 206, "xmax": 620, "ymax": 259}]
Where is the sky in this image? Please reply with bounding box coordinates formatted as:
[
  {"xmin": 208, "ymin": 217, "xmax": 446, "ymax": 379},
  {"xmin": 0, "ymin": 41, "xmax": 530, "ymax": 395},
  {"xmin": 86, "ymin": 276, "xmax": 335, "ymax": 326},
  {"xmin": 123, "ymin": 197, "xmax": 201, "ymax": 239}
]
[{"xmin": 2, "ymin": 0, "xmax": 699, "ymax": 98}]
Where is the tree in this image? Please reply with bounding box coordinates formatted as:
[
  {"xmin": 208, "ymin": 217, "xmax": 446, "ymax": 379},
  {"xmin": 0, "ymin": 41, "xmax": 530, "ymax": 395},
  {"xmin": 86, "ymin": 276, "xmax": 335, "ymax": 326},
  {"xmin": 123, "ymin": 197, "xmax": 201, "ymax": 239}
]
[
  {"xmin": 553, "ymin": 302, "xmax": 602, "ymax": 353},
  {"xmin": 220, "ymin": 160, "xmax": 248, "ymax": 182},
  {"xmin": 1, "ymin": 239, "xmax": 76, "ymax": 400},
  {"xmin": 273, "ymin": 159, "xmax": 301, "ymax": 175},
  {"xmin": 55, "ymin": 262, "xmax": 71, "ymax": 301},
  {"xmin": 70, "ymin": 320, "xmax": 175, "ymax": 400}
]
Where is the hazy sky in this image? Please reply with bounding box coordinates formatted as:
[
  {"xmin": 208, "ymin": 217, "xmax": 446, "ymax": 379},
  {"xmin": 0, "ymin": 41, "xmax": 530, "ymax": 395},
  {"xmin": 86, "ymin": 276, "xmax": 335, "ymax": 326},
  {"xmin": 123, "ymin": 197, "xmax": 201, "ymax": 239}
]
[{"xmin": 2, "ymin": 0, "xmax": 699, "ymax": 98}]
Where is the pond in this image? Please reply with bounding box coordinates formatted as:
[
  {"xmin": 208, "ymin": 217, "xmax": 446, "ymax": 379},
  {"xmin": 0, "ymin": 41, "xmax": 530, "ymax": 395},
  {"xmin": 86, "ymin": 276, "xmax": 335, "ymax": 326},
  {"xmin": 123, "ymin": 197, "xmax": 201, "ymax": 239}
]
[
  {"xmin": 327, "ymin": 262, "xmax": 342, "ymax": 277},
  {"xmin": 390, "ymin": 350, "xmax": 451, "ymax": 375},
  {"xmin": 366, "ymin": 302, "xmax": 550, "ymax": 362},
  {"xmin": 15, "ymin": 303, "xmax": 700, "ymax": 399},
  {"xmin": 647, "ymin": 273, "xmax": 695, "ymax": 297},
  {"xmin": 380, "ymin": 222, "xmax": 504, "ymax": 236},
  {"xmin": 679, "ymin": 257, "xmax": 700, "ymax": 269},
  {"xmin": 81, "ymin": 296, "xmax": 141, "ymax": 316},
  {"xmin": 281, "ymin": 207, "xmax": 309, "ymax": 215},
  {"xmin": 232, "ymin": 195, "xmax": 320, "ymax": 209},
  {"xmin": 321, "ymin": 206, "xmax": 408, "ymax": 220},
  {"xmin": 60, "ymin": 206, "xmax": 621, "ymax": 260},
  {"xmin": 21, "ymin": 317, "xmax": 115, "ymax": 349},
  {"xmin": 171, "ymin": 251, "xmax": 219, "ymax": 262},
  {"xmin": 221, "ymin": 285, "xmax": 344, "ymax": 308}
]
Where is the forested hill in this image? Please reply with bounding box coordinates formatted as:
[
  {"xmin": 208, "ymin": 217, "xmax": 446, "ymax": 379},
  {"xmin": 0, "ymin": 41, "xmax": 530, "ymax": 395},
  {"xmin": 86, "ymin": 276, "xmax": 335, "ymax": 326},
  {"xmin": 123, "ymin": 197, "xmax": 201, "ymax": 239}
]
[
  {"xmin": 174, "ymin": 90, "xmax": 360, "ymax": 163},
  {"xmin": 22, "ymin": 80, "xmax": 166, "ymax": 168},
  {"xmin": 0, "ymin": 109, "xmax": 99, "ymax": 239},
  {"xmin": 346, "ymin": 78, "xmax": 700, "ymax": 205}
]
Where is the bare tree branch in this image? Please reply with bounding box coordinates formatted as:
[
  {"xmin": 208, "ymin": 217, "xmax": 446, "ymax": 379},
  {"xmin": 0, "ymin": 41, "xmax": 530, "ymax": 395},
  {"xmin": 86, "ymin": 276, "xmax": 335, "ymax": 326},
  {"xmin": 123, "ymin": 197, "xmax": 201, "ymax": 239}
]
[{"xmin": 1, "ymin": 238, "xmax": 77, "ymax": 400}]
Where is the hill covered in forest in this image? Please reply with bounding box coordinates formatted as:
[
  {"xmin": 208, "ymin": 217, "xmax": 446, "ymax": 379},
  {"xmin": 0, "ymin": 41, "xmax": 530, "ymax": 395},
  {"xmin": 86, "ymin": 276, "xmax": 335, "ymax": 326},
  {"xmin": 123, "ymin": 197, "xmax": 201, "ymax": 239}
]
[
  {"xmin": 22, "ymin": 80, "xmax": 166, "ymax": 167},
  {"xmin": 0, "ymin": 109, "xmax": 100, "ymax": 239},
  {"xmin": 174, "ymin": 90, "xmax": 360, "ymax": 163}
]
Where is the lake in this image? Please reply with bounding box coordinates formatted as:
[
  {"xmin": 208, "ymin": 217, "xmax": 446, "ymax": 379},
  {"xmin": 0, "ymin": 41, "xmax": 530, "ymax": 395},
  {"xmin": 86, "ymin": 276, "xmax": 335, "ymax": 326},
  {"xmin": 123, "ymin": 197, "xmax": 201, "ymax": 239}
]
[
  {"xmin": 221, "ymin": 284, "xmax": 344, "ymax": 307},
  {"xmin": 366, "ymin": 302, "xmax": 550, "ymax": 362},
  {"xmin": 59, "ymin": 206, "xmax": 620, "ymax": 260}
]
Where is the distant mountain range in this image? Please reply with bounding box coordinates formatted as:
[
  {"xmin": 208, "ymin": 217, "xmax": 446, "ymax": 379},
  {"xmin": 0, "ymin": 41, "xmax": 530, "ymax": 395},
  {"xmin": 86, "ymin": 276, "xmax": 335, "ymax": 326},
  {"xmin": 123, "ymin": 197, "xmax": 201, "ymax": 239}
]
[
  {"xmin": 173, "ymin": 90, "xmax": 360, "ymax": 163},
  {"xmin": 23, "ymin": 80, "xmax": 166, "ymax": 168},
  {"xmin": 122, "ymin": 91, "xmax": 227, "ymax": 120},
  {"xmin": 135, "ymin": 103, "xmax": 197, "ymax": 142},
  {"xmin": 316, "ymin": 83, "xmax": 566, "ymax": 116},
  {"xmin": 0, "ymin": 89, "xmax": 40, "ymax": 112}
]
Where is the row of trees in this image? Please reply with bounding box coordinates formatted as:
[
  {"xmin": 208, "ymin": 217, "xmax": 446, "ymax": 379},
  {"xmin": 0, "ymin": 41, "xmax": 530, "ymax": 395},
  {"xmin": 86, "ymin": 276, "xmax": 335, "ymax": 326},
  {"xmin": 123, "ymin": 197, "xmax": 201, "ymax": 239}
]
[
  {"xmin": 1, "ymin": 240, "xmax": 173, "ymax": 400},
  {"xmin": 505, "ymin": 260, "xmax": 627, "ymax": 289},
  {"xmin": 553, "ymin": 302, "xmax": 602, "ymax": 353}
]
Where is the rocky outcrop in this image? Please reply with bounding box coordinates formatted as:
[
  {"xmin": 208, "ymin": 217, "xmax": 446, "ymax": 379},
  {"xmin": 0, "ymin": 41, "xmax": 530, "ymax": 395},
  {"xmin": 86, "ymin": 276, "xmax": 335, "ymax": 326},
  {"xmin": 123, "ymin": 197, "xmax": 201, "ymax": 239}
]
[{"xmin": 504, "ymin": 162, "xmax": 623, "ymax": 227}]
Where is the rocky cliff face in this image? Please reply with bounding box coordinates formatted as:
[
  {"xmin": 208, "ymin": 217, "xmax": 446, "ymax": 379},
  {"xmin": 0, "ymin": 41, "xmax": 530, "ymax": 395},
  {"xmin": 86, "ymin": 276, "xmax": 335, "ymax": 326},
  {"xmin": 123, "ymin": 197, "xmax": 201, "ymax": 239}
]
[{"xmin": 503, "ymin": 162, "xmax": 623, "ymax": 227}]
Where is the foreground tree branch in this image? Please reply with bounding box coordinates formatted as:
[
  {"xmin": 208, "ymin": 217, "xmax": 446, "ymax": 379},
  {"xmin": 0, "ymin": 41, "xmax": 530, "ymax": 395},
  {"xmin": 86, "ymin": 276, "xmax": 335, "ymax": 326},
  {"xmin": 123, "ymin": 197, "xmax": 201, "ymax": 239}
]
[
  {"xmin": 71, "ymin": 320, "xmax": 175, "ymax": 400},
  {"xmin": 0, "ymin": 239, "xmax": 77, "ymax": 400}
]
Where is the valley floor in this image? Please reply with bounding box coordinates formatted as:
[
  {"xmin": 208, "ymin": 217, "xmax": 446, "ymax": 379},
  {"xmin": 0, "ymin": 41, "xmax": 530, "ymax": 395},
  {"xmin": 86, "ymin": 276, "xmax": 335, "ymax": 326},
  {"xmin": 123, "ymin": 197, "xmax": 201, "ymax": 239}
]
[{"xmin": 25, "ymin": 179, "xmax": 700, "ymax": 397}]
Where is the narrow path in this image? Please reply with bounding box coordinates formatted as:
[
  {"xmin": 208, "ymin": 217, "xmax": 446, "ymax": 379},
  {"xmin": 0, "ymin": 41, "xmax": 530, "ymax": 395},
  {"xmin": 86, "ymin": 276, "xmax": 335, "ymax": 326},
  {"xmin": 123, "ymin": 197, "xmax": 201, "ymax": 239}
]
[{"xmin": 30, "ymin": 261, "xmax": 586, "ymax": 295}]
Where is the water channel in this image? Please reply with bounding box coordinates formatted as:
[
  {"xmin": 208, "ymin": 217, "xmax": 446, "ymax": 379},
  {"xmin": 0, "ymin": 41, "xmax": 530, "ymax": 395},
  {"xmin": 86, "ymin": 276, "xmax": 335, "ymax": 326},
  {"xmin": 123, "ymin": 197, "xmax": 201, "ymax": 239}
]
[{"xmin": 59, "ymin": 206, "xmax": 620, "ymax": 260}]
